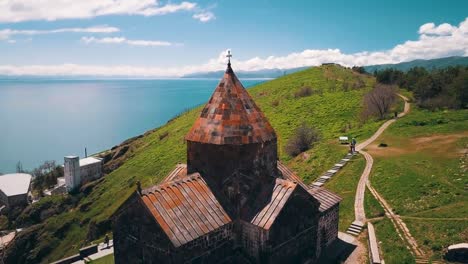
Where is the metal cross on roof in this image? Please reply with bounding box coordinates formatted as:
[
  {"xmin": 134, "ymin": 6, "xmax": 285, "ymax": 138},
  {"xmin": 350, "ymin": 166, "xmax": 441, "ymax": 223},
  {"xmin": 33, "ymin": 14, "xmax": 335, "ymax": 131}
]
[{"xmin": 226, "ymin": 50, "xmax": 232, "ymax": 63}]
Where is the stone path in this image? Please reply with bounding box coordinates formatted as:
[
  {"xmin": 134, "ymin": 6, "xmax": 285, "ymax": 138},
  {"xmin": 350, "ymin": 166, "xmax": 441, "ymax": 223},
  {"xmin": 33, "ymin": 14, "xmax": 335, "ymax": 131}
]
[
  {"xmin": 343, "ymin": 94, "xmax": 438, "ymax": 264},
  {"xmin": 310, "ymin": 153, "xmax": 356, "ymax": 187},
  {"xmin": 349, "ymin": 94, "xmax": 411, "ymax": 233},
  {"xmin": 348, "ymin": 94, "xmax": 438, "ymax": 263}
]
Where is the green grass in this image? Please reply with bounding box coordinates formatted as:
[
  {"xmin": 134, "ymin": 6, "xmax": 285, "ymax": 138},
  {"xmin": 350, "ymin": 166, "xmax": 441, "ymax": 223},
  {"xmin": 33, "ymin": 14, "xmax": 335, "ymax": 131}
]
[
  {"xmin": 364, "ymin": 187, "xmax": 385, "ymax": 219},
  {"xmin": 369, "ymin": 105, "xmax": 468, "ymax": 260},
  {"xmin": 374, "ymin": 218, "xmax": 416, "ymax": 264},
  {"xmin": 90, "ymin": 254, "xmax": 114, "ymax": 264},
  {"xmin": 324, "ymin": 155, "xmax": 366, "ymax": 231},
  {"xmin": 15, "ymin": 65, "xmax": 390, "ymax": 263},
  {"xmin": 404, "ymin": 219, "xmax": 468, "ymax": 261}
]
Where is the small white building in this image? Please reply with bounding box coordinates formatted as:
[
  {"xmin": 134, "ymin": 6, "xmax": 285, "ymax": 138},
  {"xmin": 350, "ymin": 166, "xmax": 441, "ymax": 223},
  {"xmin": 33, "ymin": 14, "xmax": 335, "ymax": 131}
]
[
  {"xmin": 64, "ymin": 156, "xmax": 102, "ymax": 192},
  {"xmin": 0, "ymin": 173, "xmax": 32, "ymax": 209}
]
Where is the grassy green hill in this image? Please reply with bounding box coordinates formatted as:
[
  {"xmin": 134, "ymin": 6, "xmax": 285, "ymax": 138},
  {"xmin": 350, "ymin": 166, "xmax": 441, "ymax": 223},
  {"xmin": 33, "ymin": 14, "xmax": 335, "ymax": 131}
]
[{"xmin": 7, "ymin": 65, "xmax": 387, "ymax": 263}]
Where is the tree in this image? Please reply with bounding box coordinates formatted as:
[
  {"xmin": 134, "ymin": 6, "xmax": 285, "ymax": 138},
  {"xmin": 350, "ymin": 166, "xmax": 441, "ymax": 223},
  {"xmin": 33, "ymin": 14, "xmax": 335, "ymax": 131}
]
[
  {"xmin": 352, "ymin": 66, "xmax": 366, "ymax": 74},
  {"xmin": 16, "ymin": 161, "xmax": 24, "ymax": 173},
  {"xmin": 362, "ymin": 84, "xmax": 397, "ymax": 120},
  {"xmin": 285, "ymin": 123, "xmax": 320, "ymax": 157},
  {"xmin": 31, "ymin": 161, "xmax": 63, "ymax": 193}
]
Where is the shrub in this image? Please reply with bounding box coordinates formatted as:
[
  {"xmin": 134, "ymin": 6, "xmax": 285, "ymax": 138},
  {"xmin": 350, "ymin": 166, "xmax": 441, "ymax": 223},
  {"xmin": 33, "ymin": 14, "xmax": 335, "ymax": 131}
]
[
  {"xmin": 271, "ymin": 99, "xmax": 280, "ymax": 107},
  {"xmin": 285, "ymin": 123, "xmax": 320, "ymax": 157},
  {"xmin": 159, "ymin": 131, "xmax": 169, "ymax": 140},
  {"xmin": 294, "ymin": 86, "xmax": 313, "ymax": 98}
]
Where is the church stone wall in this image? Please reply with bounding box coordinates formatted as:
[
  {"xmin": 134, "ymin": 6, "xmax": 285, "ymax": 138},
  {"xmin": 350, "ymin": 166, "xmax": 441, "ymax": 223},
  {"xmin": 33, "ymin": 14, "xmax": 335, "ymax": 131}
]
[
  {"xmin": 240, "ymin": 221, "xmax": 268, "ymax": 260},
  {"xmin": 265, "ymin": 191, "xmax": 321, "ymax": 263},
  {"xmin": 316, "ymin": 204, "xmax": 340, "ymax": 257},
  {"xmin": 187, "ymin": 139, "xmax": 278, "ymax": 186}
]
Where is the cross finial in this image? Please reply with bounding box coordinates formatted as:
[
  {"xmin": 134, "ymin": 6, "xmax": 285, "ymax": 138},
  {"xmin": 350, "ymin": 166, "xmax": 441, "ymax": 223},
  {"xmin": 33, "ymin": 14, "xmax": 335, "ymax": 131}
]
[
  {"xmin": 225, "ymin": 50, "xmax": 233, "ymax": 73},
  {"xmin": 226, "ymin": 50, "xmax": 232, "ymax": 63}
]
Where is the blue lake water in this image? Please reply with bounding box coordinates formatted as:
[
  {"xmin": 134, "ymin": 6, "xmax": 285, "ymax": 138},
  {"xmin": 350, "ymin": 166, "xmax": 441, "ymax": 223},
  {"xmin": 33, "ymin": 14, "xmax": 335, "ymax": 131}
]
[{"xmin": 0, "ymin": 78, "xmax": 266, "ymax": 173}]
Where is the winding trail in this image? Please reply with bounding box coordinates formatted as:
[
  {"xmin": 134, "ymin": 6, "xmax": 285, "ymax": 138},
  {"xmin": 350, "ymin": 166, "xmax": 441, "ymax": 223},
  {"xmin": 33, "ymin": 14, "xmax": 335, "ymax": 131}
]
[
  {"xmin": 352, "ymin": 94, "xmax": 411, "ymax": 224},
  {"xmin": 347, "ymin": 94, "xmax": 433, "ymax": 262}
]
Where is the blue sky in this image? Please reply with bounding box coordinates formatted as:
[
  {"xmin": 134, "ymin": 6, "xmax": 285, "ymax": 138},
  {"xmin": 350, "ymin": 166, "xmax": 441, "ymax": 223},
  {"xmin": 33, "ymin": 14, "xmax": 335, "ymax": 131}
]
[{"xmin": 0, "ymin": 0, "xmax": 467, "ymax": 76}]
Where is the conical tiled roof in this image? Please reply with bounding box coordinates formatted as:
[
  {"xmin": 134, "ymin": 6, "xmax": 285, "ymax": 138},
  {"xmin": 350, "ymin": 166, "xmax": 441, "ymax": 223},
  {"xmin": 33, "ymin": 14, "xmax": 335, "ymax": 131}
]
[{"xmin": 186, "ymin": 64, "xmax": 276, "ymax": 145}]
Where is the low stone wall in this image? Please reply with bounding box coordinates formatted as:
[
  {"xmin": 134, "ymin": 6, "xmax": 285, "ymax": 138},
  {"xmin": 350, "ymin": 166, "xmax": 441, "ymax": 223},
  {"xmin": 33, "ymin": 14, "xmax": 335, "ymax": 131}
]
[
  {"xmin": 50, "ymin": 254, "xmax": 81, "ymax": 264},
  {"xmin": 79, "ymin": 244, "xmax": 98, "ymax": 257}
]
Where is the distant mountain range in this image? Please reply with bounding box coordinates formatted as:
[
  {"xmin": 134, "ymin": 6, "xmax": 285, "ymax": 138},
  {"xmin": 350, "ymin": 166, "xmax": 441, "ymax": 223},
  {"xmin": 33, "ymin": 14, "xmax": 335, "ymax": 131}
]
[
  {"xmin": 181, "ymin": 66, "xmax": 309, "ymax": 79},
  {"xmin": 183, "ymin": 56, "xmax": 468, "ymax": 79},
  {"xmin": 364, "ymin": 56, "xmax": 468, "ymax": 72}
]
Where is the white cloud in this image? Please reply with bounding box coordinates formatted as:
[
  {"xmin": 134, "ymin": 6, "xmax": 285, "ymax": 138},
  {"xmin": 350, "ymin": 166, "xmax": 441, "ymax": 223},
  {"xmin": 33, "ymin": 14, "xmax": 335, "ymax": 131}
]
[
  {"xmin": 81, "ymin": 36, "xmax": 174, "ymax": 46},
  {"xmin": 0, "ymin": 0, "xmax": 201, "ymax": 23},
  {"xmin": 193, "ymin": 12, "xmax": 215, "ymax": 22},
  {"xmin": 418, "ymin": 22, "xmax": 457, "ymax": 35},
  {"xmin": 0, "ymin": 26, "xmax": 119, "ymax": 40},
  {"xmin": 1, "ymin": 18, "xmax": 467, "ymax": 77}
]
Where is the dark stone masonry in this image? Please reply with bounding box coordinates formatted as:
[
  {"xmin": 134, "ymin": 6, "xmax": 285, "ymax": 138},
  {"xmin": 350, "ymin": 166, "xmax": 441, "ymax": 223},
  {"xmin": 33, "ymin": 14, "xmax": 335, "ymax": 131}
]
[{"xmin": 112, "ymin": 61, "xmax": 341, "ymax": 263}]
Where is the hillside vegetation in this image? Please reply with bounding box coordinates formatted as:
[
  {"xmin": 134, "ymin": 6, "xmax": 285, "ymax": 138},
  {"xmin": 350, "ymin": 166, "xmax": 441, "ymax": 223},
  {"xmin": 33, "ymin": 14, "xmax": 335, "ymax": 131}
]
[
  {"xmin": 6, "ymin": 65, "xmax": 386, "ymax": 263},
  {"xmin": 364, "ymin": 56, "xmax": 468, "ymax": 72}
]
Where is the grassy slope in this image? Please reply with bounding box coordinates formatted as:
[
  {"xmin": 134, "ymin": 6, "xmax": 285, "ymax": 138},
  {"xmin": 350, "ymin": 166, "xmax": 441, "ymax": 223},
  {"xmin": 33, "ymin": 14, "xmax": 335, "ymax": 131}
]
[
  {"xmin": 26, "ymin": 65, "xmax": 384, "ymax": 263},
  {"xmin": 374, "ymin": 218, "xmax": 416, "ymax": 264},
  {"xmin": 90, "ymin": 254, "xmax": 114, "ymax": 264},
  {"xmin": 367, "ymin": 106, "xmax": 468, "ymax": 261}
]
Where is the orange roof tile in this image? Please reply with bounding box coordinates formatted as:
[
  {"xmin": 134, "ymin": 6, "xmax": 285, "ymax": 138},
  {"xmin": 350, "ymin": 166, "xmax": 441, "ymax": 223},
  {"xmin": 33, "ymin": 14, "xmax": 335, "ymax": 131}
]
[{"xmin": 186, "ymin": 65, "xmax": 276, "ymax": 145}]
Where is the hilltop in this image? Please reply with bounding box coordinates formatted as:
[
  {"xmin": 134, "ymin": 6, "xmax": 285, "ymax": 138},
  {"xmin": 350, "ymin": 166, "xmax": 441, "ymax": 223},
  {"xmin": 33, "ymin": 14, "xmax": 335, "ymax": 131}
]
[
  {"xmin": 181, "ymin": 66, "xmax": 309, "ymax": 79},
  {"xmin": 364, "ymin": 56, "xmax": 468, "ymax": 72},
  {"xmin": 6, "ymin": 65, "xmax": 387, "ymax": 263}
]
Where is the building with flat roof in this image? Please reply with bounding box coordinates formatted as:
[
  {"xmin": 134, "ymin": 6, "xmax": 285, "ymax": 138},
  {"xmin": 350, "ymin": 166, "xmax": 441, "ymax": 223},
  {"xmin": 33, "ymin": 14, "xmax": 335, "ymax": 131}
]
[
  {"xmin": 64, "ymin": 156, "xmax": 102, "ymax": 192},
  {"xmin": 0, "ymin": 173, "xmax": 32, "ymax": 209}
]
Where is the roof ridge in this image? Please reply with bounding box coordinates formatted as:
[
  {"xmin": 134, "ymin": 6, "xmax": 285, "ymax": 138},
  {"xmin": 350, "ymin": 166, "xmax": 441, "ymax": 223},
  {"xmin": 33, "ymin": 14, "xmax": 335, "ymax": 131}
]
[{"xmin": 142, "ymin": 173, "xmax": 202, "ymax": 195}]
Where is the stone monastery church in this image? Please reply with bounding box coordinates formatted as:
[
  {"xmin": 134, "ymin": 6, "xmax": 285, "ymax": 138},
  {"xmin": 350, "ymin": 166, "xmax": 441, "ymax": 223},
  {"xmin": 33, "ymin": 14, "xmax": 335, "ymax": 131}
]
[{"xmin": 112, "ymin": 58, "xmax": 342, "ymax": 263}]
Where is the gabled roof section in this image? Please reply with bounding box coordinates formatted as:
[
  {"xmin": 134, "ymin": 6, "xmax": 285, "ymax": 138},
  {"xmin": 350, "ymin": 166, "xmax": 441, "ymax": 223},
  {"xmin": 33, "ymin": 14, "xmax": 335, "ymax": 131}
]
[
  {"xmin": 278, "ymin": 160, "xmax": 342, "ymax": 212},
  {"xmin": 250, "ymin": 178, "xmax": 297, "ymax": 230},
  {"xmin": 185, "ymin": 64, "xmax": 276, "ymax": 145},
  {"xmin": 162, "ymin": 163, "xmax": 187, "ymax": 183},
  {"xmin": 308, "ymin": 186, "xmax": 342, "ymax": 212},
  {"xmin": 140, "ymin": 174, "xmax": 232, "ymax": 247}
]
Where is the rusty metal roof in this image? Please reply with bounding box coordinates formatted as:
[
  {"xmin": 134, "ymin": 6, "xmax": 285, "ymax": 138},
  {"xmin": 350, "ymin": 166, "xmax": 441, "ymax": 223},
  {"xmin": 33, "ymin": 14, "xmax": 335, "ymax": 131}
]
[
  {"xmin": 308, "ymin": 186, "xmax": 342, "ymax": 212},
  {"xmin": 277, "ymin": 161, "xmax": 309, "ymax": 190},
  {"xmin": 162, "ymin": 163, "xmax": 187, "ymax": 183},
  {"xmin": 140, "ymin": 174, "xmax": 232, "ymax": 247},
  {"xmin": 185, "ymin": 66, "xmax": 276, "ymax": 145},
  {"xmin": 250, "ymin": 178, "xmax": 297, "ymax": 230},
  {"xmin": 278, "ymin": 161, "xmax": 341, "ymax": 212}
]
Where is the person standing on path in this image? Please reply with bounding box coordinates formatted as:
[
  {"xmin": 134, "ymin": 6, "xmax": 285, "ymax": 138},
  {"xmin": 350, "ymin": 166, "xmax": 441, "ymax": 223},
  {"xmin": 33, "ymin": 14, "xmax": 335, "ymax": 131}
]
[
  {"xmin": 351, "ymin": 137, "xmax": 357, "ymax": 153},
  {"xmin": 104, "ymin": 234, "xmax": 110, "ymax": 248}
]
